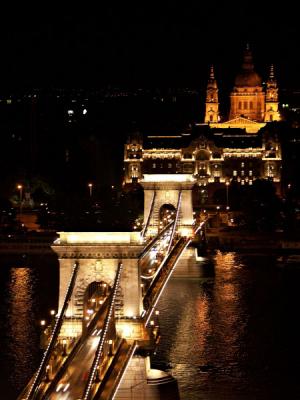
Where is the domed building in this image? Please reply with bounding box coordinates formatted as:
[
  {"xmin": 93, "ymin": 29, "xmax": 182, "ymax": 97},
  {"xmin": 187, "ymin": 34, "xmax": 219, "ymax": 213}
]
[
  {"xmin": 124, "ymin": 46, "xmax": 282, "ymax": 208},
  {"xmin": 205, "ymin": 46, "xmax": 280, "ymax": 133}
]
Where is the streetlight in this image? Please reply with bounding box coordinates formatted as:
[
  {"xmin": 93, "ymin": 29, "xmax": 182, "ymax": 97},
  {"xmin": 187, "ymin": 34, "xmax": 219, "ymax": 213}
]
[
  {"xmin": 50, "ymin": 310, "xmax": 56, "ymax": 328},
  {"xmin": 62, "ymin": 339, "xmax": 67, "ymax": 356},
  {"xmin": 45, "ymin": 365, "xmax": 50, "ymax": 382},
  {"xmin": 88, "ymin": 183, "xmax": 93, "ymax": 197},
  {"xmin": 108, "ymin": 339, "xmax": 113, "ymax": 356},
  {"xmin": 225, "ymin": 181, "xmax": 230, "ymax": 209},
  {"xmin": 17, "ymin": 184, "xmax": 23, "ymax": 216}
]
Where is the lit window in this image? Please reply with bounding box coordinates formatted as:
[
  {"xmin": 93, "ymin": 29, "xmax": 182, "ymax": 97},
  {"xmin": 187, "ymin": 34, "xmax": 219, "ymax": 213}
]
[
  {"xmin": 249, "ymin": 180, "xmax": 253, "ymax": 185},
  {"xmin": 233, "ymin": 170, "xmax": 237, "ymax": 176},
  {"xmin": 241, "ymin": 180, "xmax": 245, "ymax": 185},
  {"xmin": 249, "ymin": 170, "xmax": 252, "ymax": 176},
  {"xmin": 215, "ymin": 164, "xmax": 218, "ymax": 169},
  {"xmin": 152, "ymin": 163, "xmax": 156, "ymax": 168},
  {"xmin": 168, "ymin": 163, "xmax": 172, "ymax": 168},
  {"xmin": 241, "ymin": 170, "xmax": 244, "ymax": 176},
  {"xmin": 241, "ymin": 162, "xmax": 245, "ymax": 167}
]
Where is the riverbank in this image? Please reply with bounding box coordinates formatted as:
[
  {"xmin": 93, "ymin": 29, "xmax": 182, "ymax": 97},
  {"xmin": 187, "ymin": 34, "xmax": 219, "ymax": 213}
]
[
  {"xmin": 1, "ymin": 228, "xmax": 299, "ymax": 256},
  {"xmin": 0, "ymin": 232, "xmax": 57, "ymax": 255},
  {"xmin": 204, "ymin": 228, "xmax": 300, "ymax": 253}
]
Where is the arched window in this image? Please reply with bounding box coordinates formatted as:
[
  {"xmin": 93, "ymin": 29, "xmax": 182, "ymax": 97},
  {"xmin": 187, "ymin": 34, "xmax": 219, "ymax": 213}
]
[
  {"xmin": 244, "ymin": 101, "xmax": 248, "ymax": 110},
  {"xmin": 238, "ymin": 101, "xmax": 242, "ymax": 109},
  {"xmin": 249, "ymin": 101, "xmax": 253, "ymax": 110}
]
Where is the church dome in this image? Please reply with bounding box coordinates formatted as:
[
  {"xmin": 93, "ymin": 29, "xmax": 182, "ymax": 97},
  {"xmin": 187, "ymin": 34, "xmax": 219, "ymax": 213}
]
[
  {"xmin": 234, "ymin": 47, "xmax": 262, "ymax": 87},
  {"xmin": 234, "ymin": 70, "xmax": 262, "ymax": 87}
]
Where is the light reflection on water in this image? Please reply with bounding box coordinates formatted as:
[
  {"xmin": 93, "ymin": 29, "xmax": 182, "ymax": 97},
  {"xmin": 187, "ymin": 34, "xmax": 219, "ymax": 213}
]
[
  {"xmin": 0, "ymin": 255, "xmax": 58, "ymax": 399},
  {"xmin": 152, "ymin": 250, "xmax": 300, "ymax": 400},
  {"xmin": 0, "ymin": 251, "xmax": 300, "ymax": 399},
  {"xmin": 6, "ymin": 267, "xmax": 39, "ymax": 392}
]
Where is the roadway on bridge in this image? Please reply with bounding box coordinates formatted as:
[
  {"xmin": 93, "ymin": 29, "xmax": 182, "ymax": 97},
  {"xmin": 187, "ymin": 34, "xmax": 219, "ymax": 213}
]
[
  {"xmin": 50, "ymin": 330, "xmax": 101, "ymax": 399},
  {"xmin": 140, "ymin": 227, "xmax": 173, "ymax": 282}
]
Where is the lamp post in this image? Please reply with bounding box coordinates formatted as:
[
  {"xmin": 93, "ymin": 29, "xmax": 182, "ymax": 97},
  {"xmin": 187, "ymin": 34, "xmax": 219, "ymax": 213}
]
[
  {"xmin": 88, "ymin": 183, "xmax": 93, "ymax": 197},
  {"xmin": 17, "ymin": 184, "xmax": 23, "ymax": 216},
  {"xmin": 225, "ymin": 181, "xmax": 230, "ymax": 209},
  {"xmin": 62, "ymin": 339, "xmax": 67, "ymax": 356}
]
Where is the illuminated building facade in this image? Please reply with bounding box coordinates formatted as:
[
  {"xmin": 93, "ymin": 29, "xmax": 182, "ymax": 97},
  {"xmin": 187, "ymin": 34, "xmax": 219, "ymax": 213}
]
[
  {"xmin": 124, "ymin": 48, "xmax": 282, "ymax": 206},
  {"xmin": 208, "ymin": 46, "xmax": 280, "ymax": 132}
]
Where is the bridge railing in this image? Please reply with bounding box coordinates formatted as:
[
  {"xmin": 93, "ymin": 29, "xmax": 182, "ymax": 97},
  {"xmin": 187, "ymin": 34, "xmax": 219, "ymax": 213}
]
[
  {"xmin": 23, "ymin": 261, "xmax": 80, "ymax": 400},
  {"xmin": 82, "ymin": 261, "xmax": 123, "ymax": 400}
]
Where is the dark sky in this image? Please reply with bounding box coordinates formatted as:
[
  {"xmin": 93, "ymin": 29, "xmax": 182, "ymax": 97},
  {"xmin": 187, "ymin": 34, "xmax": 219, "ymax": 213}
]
[{"xmin": 0, "ymin": 2, "xmax": 299, "ymax": 90}]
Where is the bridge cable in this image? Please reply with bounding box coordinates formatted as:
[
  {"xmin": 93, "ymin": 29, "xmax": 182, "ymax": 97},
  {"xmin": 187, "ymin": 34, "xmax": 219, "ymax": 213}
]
[
  {"xmin": 141, "ymin": 190, "xmax": 156, "ymax": 239},
  {"xmin": 166, "ymin": 190, "xmax": 182, "ymax": 255},
  {"xmin": 25, "ymin": 261, "xmax": 80, "ymax": 400}
]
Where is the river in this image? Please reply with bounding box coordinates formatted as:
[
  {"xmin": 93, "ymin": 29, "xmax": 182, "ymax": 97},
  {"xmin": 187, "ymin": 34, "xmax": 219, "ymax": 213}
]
[{"xmin": 0, "ymin": 250, "xmax": 299, "ymax": 399}]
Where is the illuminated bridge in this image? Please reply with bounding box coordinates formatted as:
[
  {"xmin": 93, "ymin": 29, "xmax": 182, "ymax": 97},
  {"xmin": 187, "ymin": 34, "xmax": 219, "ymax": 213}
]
[{"xmin": 19, "ymin": 185, "xmax": 205, "ymax": 400}]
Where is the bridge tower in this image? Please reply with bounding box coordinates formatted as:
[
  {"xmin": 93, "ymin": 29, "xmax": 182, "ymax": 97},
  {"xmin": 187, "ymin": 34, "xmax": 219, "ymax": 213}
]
[
  {"xmin": 52, "ymin": 232, "xmax": 144, "ymax": 337},
  {"xmin": 141, "ymin": 174, "xmax": 195, "ymax": 237}
]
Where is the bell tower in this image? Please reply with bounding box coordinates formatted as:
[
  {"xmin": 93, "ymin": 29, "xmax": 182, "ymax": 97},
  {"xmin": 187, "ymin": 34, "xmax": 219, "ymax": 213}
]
[
  {"xmin": 264, "ymin": 65, "xmax": 280, "ymax": 122},
  {"xmin": 204, "ymin": 65, "xmax": 219, "ymax": 123}
]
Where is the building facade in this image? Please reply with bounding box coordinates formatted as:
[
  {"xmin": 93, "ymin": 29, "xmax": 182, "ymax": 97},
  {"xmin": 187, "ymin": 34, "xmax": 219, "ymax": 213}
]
[{"xmin": 124, "ymin": 48, "xmax": 282, "ymax": 205}]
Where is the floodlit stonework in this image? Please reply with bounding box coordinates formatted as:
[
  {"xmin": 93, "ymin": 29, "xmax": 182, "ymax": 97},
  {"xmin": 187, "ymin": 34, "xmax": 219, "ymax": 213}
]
[{"xmin": 52, "ymin": 232, "xmax": 144, "ymax": 320}]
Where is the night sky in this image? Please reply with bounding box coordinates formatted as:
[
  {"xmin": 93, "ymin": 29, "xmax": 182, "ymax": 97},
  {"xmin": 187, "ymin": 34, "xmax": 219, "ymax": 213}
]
[{"xmin": 0, "ymin": 3, "xmax": 299, "ymax": 90}]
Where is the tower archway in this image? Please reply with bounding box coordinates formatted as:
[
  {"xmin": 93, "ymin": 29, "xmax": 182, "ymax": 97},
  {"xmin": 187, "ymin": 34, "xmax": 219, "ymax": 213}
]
[
  {"xmin": 159, "ymin": 203, "xmax": 176, "ymax": 229},
  {"xmin": 82, "ymin": 280, "xmax": 111, "ymax": 328}
]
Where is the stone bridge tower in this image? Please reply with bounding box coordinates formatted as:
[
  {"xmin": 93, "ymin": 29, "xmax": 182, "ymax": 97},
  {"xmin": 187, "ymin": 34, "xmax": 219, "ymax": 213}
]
[
  {"xmin": 141, "ymin": 174, "xmax": 195, "ymax": 237},
  {"xmin": 52, "ymin": 232, "xmax": 144, "ymax": 331}
]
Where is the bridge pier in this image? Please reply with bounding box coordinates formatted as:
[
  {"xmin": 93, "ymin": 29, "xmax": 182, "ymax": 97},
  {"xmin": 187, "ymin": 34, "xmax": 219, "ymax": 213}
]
[{"xmin": 115, "ymin": 355, "xmax": 180, "ymax": 400}]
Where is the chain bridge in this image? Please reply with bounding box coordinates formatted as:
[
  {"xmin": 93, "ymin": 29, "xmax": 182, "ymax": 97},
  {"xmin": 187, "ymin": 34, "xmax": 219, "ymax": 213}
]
[{"xmin": 19, "ymin": 180, "xmax": 205, "ymax": 400}]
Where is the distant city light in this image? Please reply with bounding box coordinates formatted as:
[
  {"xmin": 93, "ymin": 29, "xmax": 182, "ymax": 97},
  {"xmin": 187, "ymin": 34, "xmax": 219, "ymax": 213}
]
[
  {"xmin": 83, "ymin": 108, "xmax": 88, "ymax": 115},
  {"xmin": 67, "ymin": 109, "xmax": 74, "ymax": 115}
]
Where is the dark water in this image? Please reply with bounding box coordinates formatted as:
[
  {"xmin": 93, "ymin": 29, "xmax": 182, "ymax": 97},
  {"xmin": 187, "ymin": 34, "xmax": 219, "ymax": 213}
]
[
  {"xmin": 0, "ymin": 254, "xmax": 59, "ymax": 399},
  {"xmin": 153, "ymin": 251, "xmax": 300, "ymax": 399},
  {"xmin": 0, "ymin": 251, "xmax": 300, "ymax": 399}
]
